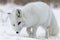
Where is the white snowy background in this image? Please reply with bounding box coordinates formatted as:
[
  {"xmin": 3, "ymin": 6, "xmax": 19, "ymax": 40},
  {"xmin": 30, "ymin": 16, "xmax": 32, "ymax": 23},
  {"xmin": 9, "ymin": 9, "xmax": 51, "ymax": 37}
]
[{"xmin": 0, "ymin": 3, "xmax": 60, "ymax": 40}]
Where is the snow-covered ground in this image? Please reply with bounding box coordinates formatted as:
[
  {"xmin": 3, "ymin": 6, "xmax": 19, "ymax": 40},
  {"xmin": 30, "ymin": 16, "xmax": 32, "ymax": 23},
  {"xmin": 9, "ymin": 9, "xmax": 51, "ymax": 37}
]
[{"xmin": 0, "ymin": 3, "xmax": 60, "ymax": 40}]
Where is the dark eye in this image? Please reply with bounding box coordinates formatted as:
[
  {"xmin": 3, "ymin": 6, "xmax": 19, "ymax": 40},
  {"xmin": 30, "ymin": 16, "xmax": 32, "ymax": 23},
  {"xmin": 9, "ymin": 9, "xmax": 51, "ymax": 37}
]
[
  {"xmin": 18, "ymin": 22, "xmax": 21, "ymax": 25},
  {"xmin": 8, "ymin": 13, "xmax": 11, "ymax": 14},
  {"xmin": 13, "ymin": 24, "xmax": 15, "ymax": 26}
]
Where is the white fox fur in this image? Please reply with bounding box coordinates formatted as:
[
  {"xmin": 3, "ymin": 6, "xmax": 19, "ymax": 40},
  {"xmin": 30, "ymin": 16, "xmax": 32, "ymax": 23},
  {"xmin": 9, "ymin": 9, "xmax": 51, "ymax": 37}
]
[{"xmin": 8, "ymin": 2, "xmax": 59, "ymax": 38}]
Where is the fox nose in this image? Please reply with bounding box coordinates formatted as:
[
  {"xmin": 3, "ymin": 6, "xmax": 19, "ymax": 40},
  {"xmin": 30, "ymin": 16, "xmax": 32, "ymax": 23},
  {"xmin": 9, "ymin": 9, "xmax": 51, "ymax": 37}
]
[{"xmin": 16, "ymin": 31, "xmax": 19, "ymax": 34}]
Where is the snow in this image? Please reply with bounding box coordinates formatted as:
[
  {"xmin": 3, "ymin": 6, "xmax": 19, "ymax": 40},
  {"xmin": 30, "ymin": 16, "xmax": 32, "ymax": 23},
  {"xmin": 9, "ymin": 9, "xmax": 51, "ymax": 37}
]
[{"xmin": 0, "ymin": 3, "xmax": 60, "ymax": 40}]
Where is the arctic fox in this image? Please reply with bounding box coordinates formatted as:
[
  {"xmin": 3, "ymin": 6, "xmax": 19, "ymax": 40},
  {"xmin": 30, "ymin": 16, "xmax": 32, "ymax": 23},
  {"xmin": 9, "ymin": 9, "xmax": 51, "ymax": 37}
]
[{"xmin": 8, "ymin": 2, "xmax": 59, "ymax": 38}]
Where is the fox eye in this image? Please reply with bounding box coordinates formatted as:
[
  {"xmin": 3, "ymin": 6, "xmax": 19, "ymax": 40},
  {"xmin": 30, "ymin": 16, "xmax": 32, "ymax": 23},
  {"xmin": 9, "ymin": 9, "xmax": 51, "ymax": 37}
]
[
  {"xmin": 18, "ymin": 22, "xmax": 21, "ymax": 25},
  {"xmin": 13, "ymin": 24, "xmax": 15, "ymax": 26},
  {"xmin": 8, "ymin": 13, "xmax": 11, "ymax": 14}
]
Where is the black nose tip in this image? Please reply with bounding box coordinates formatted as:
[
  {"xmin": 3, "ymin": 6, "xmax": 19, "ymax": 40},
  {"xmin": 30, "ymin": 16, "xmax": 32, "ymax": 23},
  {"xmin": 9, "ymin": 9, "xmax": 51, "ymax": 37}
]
[{"xmin": 16, "ymin": 32, "xmax": 19, "ymax": 34}]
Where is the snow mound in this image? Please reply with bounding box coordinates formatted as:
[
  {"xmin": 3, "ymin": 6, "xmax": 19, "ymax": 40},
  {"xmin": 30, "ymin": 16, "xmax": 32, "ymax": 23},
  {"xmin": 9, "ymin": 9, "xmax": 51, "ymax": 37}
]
[{"xmin": 0, "ymin": 35, "xmax": 38, "ymax": 40}]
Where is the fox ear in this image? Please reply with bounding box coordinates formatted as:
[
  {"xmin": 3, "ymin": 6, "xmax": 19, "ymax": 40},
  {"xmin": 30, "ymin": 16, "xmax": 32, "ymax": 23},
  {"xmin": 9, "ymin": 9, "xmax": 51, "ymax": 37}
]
[
  {"xmin": 17, "ymin": 9, "xmax": 21, "ymax": 14},
  {"xmin": 17, "ymin": 9, "xmax": 21, "ymax": 17}
]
